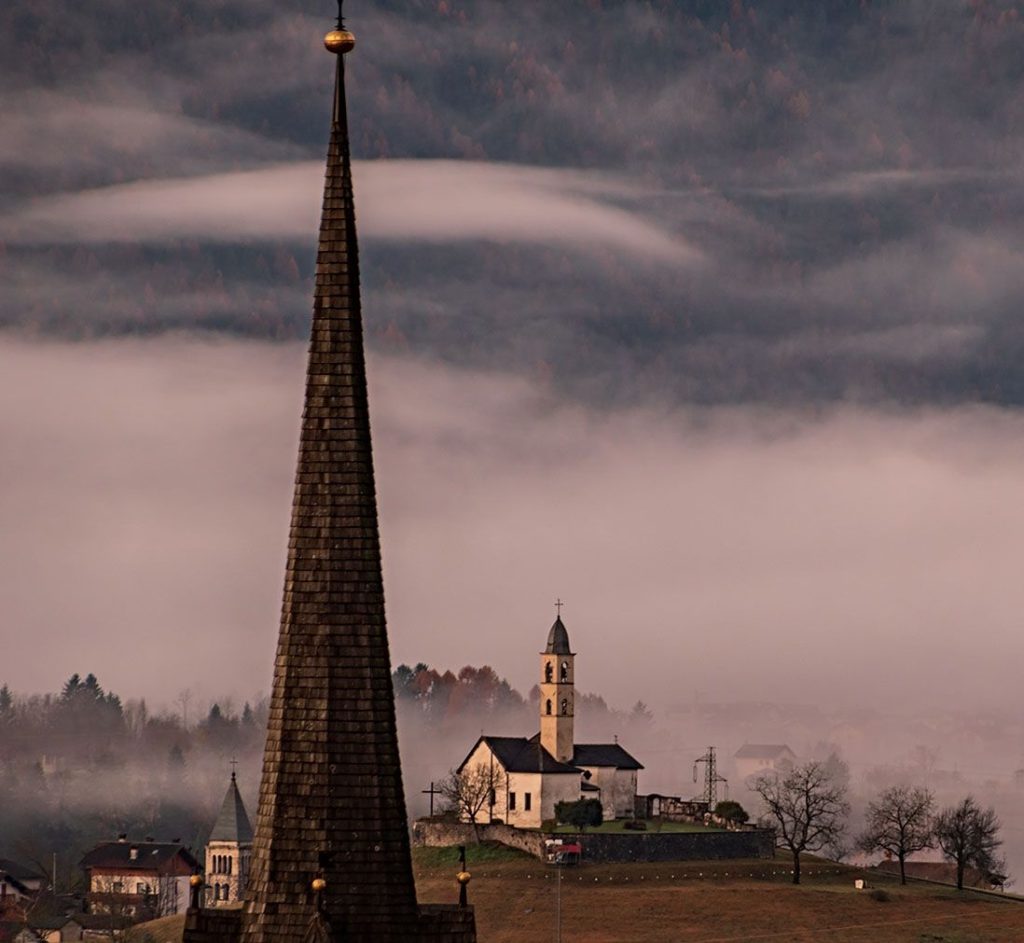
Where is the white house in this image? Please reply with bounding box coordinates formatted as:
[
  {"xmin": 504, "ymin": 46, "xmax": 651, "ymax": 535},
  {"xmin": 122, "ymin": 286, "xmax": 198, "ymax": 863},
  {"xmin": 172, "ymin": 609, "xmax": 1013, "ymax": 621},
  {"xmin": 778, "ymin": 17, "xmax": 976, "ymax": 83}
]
[
  {"xmin": 456, "ymin": 614, "xmax": 643, "ymax": 829},
  {"xmin": 734, "ymin": 744, "xmax": 797, "ymax": 783},
  {"xmin": 81, "ymin": 839, "xmax": 199, "ymax": 919}
]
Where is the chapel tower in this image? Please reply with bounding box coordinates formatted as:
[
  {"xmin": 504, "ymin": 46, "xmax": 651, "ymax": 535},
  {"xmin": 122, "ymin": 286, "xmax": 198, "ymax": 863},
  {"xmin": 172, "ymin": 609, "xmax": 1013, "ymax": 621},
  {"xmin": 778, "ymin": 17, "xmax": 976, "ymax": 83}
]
[
  {"xmin": 205, "ymin": 771, "xmax": 253, "ymax": 907},
  {"xmin": 539, "ymin": 610, "xmax": 575, "ymax": 763}
]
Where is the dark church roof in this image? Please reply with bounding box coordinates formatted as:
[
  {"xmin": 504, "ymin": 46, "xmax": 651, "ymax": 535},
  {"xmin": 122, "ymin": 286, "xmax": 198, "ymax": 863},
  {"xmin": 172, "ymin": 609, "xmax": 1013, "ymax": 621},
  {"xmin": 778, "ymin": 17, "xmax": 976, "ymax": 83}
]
[
  {"xmin": 544, "ymin": 616, "xmax": 572, "ymax": 654},
  {"xmin": 572, "ymin": 743, "xmax": 644, "ymax": 771},
  {"xmin": 458, "ymin": 736, "xmax": 579, "ymax": 775},
  {"xmin": 81, "ymin": 841, "xmax": 199, "ymax": 875},
  {"xmin": 209, "ymin": 773, "xmax": 253, "ymax": 843}
]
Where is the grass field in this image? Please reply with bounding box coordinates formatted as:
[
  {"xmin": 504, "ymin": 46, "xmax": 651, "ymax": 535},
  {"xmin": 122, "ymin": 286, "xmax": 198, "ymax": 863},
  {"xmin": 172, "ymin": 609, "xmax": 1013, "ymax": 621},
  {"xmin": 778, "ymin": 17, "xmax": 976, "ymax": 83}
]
[
  {"xmin": 413, "ymin": 845, "xmax": 1024, "ymax": 942},
  {"xmin": 132, "ymin": 846, "xmax": 1024, "ymax": 942}
]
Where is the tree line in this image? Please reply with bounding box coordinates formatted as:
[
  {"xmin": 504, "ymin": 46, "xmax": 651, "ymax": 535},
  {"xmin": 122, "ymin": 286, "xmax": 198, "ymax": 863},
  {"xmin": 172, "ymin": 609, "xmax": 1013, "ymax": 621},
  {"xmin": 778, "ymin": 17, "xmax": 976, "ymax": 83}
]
[{"xmin": 752, "ymin": 762, "xmax": 1006, "ymax": 890}]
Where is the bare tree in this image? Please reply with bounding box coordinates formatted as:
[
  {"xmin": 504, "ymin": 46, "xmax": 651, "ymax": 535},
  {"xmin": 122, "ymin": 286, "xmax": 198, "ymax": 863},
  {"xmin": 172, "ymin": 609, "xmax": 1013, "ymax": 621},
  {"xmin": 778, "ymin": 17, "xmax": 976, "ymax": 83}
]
[
  {"xmin": 438, "ymin": 764, "xmax": 508, "ymax": 839},
  {"xmin": 934, "ymin": 796, "xmax": 1005, "ymax": 890},
  {"xmin": 857, "ymin": 785, "xmax": 935, "ymax": 885},
  {"xmin": 753, "ymin": 760, "xmax": 849, "ymax": 885}
]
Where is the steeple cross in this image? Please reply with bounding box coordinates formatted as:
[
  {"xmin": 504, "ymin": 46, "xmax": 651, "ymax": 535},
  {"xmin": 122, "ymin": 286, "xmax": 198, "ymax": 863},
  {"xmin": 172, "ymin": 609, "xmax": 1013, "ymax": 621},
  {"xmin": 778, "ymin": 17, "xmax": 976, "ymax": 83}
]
[
  {"xmin": 229, "ymin": 756, "xmax": 238, "ymax": 780},
  {"xmin": 555, "ymin": 598, "xmax": 564, "ymax": 617}
]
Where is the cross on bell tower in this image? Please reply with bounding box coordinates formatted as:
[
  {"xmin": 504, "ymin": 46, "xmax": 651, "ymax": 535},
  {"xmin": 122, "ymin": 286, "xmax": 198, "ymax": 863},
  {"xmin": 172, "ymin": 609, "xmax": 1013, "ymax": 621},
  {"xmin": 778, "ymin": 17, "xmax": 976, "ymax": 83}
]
[{"xmin": 539, "ymin": 603, "xmax": 575, "ymax": 763}]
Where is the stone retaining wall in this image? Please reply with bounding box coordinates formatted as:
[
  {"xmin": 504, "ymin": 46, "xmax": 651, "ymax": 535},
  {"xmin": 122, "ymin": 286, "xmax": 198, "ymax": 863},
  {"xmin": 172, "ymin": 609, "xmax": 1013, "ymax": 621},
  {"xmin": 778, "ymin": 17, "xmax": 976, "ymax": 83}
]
[{"xmin": 412, "ymin": 820, "xmax": 775, "ymax": 863}]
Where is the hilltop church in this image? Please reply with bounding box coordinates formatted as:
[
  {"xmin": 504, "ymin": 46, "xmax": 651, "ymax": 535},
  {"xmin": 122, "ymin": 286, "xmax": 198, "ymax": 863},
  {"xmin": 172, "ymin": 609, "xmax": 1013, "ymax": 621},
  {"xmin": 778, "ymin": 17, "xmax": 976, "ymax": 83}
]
[{"xmin": 457, "ymin": 614, "xmax": 642, "ymax": 829}]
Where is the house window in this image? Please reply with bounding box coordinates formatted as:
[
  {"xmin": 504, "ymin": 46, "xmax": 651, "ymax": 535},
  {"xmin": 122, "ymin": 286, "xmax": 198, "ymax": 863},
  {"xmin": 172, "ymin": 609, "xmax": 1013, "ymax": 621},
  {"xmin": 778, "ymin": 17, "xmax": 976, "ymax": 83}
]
[
  {"xmin": 136, "ymin": 882, "xmax": 150, "ymax": 895},
  {"xmin": 524, "ymin": 793, "xmax": 532, "ymax": 811},
  {"xmin": 489, "ymin": 788, "xmax": 496, "ymax": 807},
  {"xmin": 112, "ymin": 882, "xmax": 123, "ymax": 894},
  {"xmin": 509, "ymin": 792, "xmax": 516, "ymax": 811}
]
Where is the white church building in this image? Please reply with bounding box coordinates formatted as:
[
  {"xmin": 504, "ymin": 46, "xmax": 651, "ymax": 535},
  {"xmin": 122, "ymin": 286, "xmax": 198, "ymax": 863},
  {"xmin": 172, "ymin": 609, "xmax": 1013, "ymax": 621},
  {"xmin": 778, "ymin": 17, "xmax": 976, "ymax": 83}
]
[{"xmin": 456, "ymin": 614, "xmax": 642, "ymax": 829}]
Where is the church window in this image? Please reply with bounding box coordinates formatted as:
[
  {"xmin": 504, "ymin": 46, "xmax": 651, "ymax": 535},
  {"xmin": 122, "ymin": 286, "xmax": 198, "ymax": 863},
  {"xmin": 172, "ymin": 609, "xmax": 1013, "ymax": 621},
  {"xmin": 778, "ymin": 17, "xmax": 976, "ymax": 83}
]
[
  {"xmin": 489, "ymin": 788, "xmax": 496, "ymax": 807},
  {"xmin": 560, "ymin": 661, "xmax": 568, "ymax": 682},
  {"xmin": 227, "ymin": 856, "xmax": 232, "ymax": 876},
  {"xmin": 545, "ymin": 699, "xmax": 552, "ymax": 716},
  {"xmin": 545, "ymin": 662, "xmax": 553, "ymax": 683},
  {"xmin": 561, "ymin": 698, "xmax": 568, "ymax": 715},
  {"xmin": 509, "ymin": 792, "xmax": 516, "ymax": 811},
  {"xmin": 524, "ymin": 792, "xmax": 532, "ymax": 811}
]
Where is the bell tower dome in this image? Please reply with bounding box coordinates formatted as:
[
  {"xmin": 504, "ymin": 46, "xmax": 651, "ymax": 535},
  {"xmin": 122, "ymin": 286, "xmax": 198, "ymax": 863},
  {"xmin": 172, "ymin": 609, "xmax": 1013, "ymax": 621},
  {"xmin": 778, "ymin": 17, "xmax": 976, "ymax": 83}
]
[{"xmin": 539, "ymin": 603, "xmax": 575, "ymax": 763}]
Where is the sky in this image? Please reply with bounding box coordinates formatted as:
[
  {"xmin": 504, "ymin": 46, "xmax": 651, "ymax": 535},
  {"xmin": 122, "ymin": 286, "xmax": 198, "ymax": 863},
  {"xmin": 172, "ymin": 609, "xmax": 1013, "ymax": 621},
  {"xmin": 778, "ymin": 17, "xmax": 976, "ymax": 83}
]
[{"xmin": 3, "ymin": 0, "xmax": 1024, "ymax": 714}]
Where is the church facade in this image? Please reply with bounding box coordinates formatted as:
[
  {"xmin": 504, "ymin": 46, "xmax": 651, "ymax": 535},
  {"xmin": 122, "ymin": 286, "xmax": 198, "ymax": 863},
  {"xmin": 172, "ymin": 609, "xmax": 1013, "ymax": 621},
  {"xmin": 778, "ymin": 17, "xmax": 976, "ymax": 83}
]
[{"xmin": 457, "ymin": 615, "xmax": 642, "ymax": 829}]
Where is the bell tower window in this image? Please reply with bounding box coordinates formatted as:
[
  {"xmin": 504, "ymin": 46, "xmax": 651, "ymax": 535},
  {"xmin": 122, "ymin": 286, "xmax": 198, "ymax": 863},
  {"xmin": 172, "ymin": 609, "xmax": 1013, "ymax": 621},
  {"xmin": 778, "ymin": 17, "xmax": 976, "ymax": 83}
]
[
  {"xmin": 560, "ymin": 661, "xmax": 569, "ymax": 682},
  {"xmin": 545, "ymin": 662, "xmax": 553, "ymax": 683},
  {"xmin": 545, "ymin": 699, "xmax": 552, "ymax": 715},
  {"xmin": 561, "ymin": 698, "xmax": 568, "ymax": 716}
]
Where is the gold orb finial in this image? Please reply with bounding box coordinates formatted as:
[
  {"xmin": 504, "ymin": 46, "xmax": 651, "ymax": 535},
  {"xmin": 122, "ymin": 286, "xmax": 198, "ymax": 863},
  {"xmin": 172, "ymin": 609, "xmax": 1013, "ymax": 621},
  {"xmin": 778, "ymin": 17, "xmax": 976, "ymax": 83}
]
[
  {"xmin": 456, "ymin": 870, "xmax": 472, "ymax": 885},
  {"xmin": 324, "ymin": 28, "xmax": 355, "ymax": 54},
  {"xmin": 189, "ymin": 875, "xmax": 203, "ymax": 888},
  {"xmin": 311, "ymin": 877, "xmax": 328, "ymax": 892}
]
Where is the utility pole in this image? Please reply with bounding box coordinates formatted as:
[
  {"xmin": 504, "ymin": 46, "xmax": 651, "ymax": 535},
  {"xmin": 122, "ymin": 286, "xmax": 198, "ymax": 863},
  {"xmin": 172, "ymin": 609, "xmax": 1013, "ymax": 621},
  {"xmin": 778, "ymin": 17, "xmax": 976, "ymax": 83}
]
[
  {"xmin": 693, "ymin": 746, "xmax": 728, "ymax": 809},
  {"xmin": 555, "ymin": 861, "xmax": 562, "ymax": 943}
]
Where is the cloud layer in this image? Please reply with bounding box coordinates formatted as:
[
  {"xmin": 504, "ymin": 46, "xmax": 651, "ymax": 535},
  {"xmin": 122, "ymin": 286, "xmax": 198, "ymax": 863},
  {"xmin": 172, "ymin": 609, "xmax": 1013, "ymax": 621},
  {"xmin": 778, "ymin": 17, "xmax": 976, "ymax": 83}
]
[
  {"xmin": 5, "ymin": 335, "xmax": 1024, "ymax": 716},
  {"xmin": 5, "ymin": 160, "xmax": 697, "ymax": 263},
  {"xmin": 2, "ymin": 1, "xmax": 1024, "ymax": 406}
]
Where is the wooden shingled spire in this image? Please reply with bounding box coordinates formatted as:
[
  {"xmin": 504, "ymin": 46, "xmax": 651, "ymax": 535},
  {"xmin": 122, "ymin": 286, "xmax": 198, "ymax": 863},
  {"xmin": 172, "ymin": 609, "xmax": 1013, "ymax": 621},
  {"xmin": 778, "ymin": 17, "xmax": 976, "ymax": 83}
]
[{"xmin": 238, "ymin": 13, "xmax": 422, "ymax": 941}]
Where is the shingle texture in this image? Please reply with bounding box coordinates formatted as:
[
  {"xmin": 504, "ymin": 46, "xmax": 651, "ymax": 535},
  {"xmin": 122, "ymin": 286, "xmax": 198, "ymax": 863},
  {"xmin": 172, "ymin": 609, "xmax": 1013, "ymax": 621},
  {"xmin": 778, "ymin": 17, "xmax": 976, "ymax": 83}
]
[
  {"xmin": 236, "ymin": 55, "xmax": 421, "ymax": 942},
  {"xmin": 210, "ymin": 774, "xmax": 254, "ymax": 844}
]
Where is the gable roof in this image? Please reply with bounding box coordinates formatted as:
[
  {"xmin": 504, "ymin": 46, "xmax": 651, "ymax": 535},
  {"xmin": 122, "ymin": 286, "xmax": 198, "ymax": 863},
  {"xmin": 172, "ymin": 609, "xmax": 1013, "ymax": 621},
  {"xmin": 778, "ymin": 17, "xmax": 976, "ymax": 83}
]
[
  {"xmin": 734, "ymin": 744, "xmax": 795, "ymax": 760},
  {"xmin": 80, "ymin": 841, "xmax": 200, "ymax": 874},
  {"xmin": 572, "ymin": 743, "xmax": 644, "ymax": 771},
  {"xmin": 209, "ymin": 774, "xmax": 254, "ymax": 843},
  {"xmin": 0, "ymin": 862, "xmax": 41, "ymax": 885},
  {"xmin": 459, "ymin": 736, "xmax": 579, "ymax": 775}
]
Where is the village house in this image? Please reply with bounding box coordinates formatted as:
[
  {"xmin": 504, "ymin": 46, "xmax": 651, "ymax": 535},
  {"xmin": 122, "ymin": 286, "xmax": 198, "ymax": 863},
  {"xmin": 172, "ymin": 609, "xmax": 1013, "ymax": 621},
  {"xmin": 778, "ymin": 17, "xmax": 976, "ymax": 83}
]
[
  {"xmin": 457, "ymin": 614, "xmax": 643, "ymax": 829},
  {"xmin": 0, "ymin": 860, "xmax": 43, "ymax": 914},
  {"xmin": 80, "ymin": 839, "xmax": 198, "ymax": 920},
  {"xmin": 733, "ymin": 744, "xmax": 797, "ymax": 783}
]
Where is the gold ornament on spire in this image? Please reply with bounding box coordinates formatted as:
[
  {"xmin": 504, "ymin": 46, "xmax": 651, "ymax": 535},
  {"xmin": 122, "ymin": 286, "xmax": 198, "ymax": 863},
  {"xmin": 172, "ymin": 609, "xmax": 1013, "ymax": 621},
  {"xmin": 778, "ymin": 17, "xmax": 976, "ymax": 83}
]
[
  {"xmin": 325, "ymin": 0, "xmax": 355, "ymax": 54},
  {"xmin": 324, "ymin": 28, "xmax": 355, "ymax": 54}
]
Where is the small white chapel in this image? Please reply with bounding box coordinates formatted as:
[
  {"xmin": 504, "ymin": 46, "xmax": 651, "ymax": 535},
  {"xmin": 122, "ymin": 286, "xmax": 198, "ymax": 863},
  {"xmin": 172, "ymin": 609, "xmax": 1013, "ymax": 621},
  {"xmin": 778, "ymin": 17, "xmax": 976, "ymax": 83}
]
[{"xmin": 456, "ymin": 612, "xmax": 643, "ymax": 829}]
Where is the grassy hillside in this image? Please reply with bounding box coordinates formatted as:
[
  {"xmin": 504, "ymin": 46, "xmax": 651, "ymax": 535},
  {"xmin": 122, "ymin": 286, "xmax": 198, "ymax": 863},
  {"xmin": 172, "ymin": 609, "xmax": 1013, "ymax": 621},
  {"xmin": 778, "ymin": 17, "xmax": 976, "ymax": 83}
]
[
  {"xmin": 413, "ymin": 846, "xmax": 1024, "ymax": 943},
  {"xmin": 131, "ymin": 847, "xmax": 1024, "ymax": 942}
]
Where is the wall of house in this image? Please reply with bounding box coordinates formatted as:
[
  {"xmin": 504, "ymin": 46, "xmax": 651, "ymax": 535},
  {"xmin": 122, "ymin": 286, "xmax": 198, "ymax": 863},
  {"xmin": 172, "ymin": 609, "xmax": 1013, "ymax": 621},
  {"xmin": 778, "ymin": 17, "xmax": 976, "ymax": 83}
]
[
  {"xmin": 502, "ymin": 772, "xmax": 543, "ymax": 830},
  {"xmin": 579, "ymin": 767, "xmax": 636, "ymax": 819},
  {"xmin": 89, "ymin": 871, "xmax": 190, "ymax": 917},
  {"xmin": 540, "ymin": 773, "xmax": 582, "ymax": 824}
]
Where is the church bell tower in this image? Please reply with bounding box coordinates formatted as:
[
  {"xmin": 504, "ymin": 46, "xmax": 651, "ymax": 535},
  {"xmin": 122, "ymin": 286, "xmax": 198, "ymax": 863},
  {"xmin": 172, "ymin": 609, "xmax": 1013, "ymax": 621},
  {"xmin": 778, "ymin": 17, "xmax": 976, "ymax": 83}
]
[{"xmin": 539, "ymin": 605, "xmax": 575, "ymax": 763}]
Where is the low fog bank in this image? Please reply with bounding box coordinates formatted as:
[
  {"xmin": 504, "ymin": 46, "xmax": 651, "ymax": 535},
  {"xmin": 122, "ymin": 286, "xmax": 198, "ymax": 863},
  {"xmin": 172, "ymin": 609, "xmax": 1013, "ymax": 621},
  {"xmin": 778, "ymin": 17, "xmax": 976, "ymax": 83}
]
[
  {"xmin": 4, "ymin": 669, "xmax": 1023, "ymax": 889},
  {"xmin": 4, "ymin": 335, "xmax": 1024, "ymax": 879},
  {"xmin": 4, "ymin": 336, "xmax": 1024, "ymax": 714}
]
